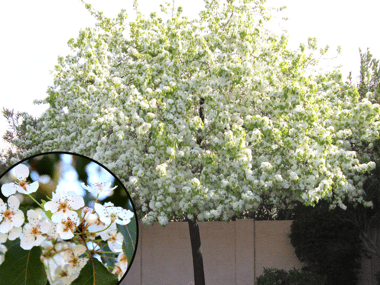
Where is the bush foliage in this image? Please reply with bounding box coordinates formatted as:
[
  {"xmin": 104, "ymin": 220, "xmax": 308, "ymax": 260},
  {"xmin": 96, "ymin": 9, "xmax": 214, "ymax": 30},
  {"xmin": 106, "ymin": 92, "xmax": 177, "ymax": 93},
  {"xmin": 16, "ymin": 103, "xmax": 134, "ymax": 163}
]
[
  {"xmin": 289, "ymin": 200, "xmax": 363, "ymax": 285},
  {"xmin": 255, "ymin": 267, "xmax": 326, "ymax": 285}
]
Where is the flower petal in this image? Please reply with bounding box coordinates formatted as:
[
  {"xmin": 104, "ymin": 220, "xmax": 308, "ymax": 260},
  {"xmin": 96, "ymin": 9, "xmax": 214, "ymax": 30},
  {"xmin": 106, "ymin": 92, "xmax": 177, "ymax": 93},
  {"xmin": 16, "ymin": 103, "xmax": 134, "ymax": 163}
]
[
  {"xmin": 20, "ymin": 234, "xmax": 35, "ymax": 250},
  {"xmin": 51, "ymin": 210, "xmax": 78, "ymax": 224},
  {"xmin": 0, "ymin": 233, "xmax": 7, "ymax": 243},
  {"xmin": 8, "ymin": 226, "xmax": 22, "ymax": 240},
  {"xmin": 99, "ymin": 231, "xmax": 110, "ymax": 241},
  {"xmin": 25, "ymin": 181, "xmax": 39, "ymax": 194},
  {"xmin": 27, "ymin": 209, "xmax": 41, "ymax": 226},
  {"xmin": 14, "ymin": 164, "xmax": 30, "ymax": 181},
  {"xmin": 78, "ymin": 257, "xmax": 88, "ymax": 268},
  {"xmin": 117, "ymin": 209, "xmax": 134, "ymax": 225},
  {"xmin": 1, "ymin": 183, "xmax": 18, "ymax": 197},
  {"xmin": 23, "ymin": 223, "xmax": 32, "ymax": 234},
  {"xmin": 0, "ymin": 220, "xmax": 13, "ymax": 234},
  {"xmin": 108, "ymin": 240, "xmax": 122, "ymax": 253},
  {"xmin": 59, "ymin": 230, "xmax": 74, "ymax": 240},
  {"xmin": 40, "ymin": 219, "xmax": 51, "ymax": 234},
  {"xmin": 0, "ymin": 199, "xmax": 5, "ymax": 215},
  {"xmin": 0, "ymin": 244, "xmax": 7, "ymax": 254},
  {"xmin": 81, "ymin": 183, "xmax": 92, "ymax": 191},
  {"xmin": 13, "ymin": 210, "xmax": 25, "ymax": 227},
  {"xmin": 95, "ymin": 203, "xmax": 111, "ymax": 224},
  {"xmin": 116, "ymin": 232, "xmax": 124, "ymax": 241},
  {"xmin": 8, "ymin": 195, "xmax": 20, "ymax": 211},
  {"xmin": 66, "ymin": 192, "xmax": 84, "ymax": 210},
  {"xmin": 44, "ymin": 201, "xmax": 58, "ymax": 213},
  {"xmin": 34, "ymin": 235, "xmax": 46, "ymax": 247},
  {"xmin": 94, "ymin": 203, "xmax": 104, "ymax": 214},
  {"xmin": 47, "ymin": 223, "xmax": 59, "ymax": 239},
  {"xmin": 73, "ymin": 244, "xmax": 86, "ymax": 257}
]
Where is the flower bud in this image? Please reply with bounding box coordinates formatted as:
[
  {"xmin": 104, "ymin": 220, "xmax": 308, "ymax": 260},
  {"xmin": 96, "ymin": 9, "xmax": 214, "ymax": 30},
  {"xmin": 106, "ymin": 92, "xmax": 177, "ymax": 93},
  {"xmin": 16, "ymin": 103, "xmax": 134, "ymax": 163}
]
[
  {"xmin": 83, "ymin": 206, "xmax": 91, "ymax": 213},
  {"xmin": 85, "ymin": 213, "xmax": 98, "ymax": 225}
]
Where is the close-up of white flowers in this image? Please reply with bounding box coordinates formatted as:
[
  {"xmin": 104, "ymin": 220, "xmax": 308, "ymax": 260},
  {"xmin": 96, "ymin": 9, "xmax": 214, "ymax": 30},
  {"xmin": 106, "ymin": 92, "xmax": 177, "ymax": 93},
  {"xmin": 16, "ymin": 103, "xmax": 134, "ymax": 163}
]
[{"xmin": 0, "ymin": 161, "xmax": 136, "ymax": 285}]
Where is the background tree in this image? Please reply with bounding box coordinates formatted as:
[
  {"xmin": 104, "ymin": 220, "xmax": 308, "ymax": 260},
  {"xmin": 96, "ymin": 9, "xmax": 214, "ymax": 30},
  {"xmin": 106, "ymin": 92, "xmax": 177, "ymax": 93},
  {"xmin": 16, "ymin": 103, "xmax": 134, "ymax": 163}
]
[
  {"xmin": 0, "ymin": 109, "xmax": 37, "ymax": 174},
  {"xmin": 357, "ymin": 48, "xmax": 380, "ymax": 102},
  {"xmin": 3, "ymin": 1, "xmax": 380, "ymax": 284},
  {"xmin": 335, "ymin": 48, "xmax": 380, "ymax": 260}
]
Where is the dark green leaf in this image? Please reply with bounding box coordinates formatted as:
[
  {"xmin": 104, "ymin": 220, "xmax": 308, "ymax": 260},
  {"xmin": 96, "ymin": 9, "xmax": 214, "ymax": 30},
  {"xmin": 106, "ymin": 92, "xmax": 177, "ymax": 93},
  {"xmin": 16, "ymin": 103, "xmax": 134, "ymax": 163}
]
[
  {"xmin": 99, "ymin": 243, "xmax": 117, "ymax": 268},
  {"xmin": 0, "ymin": 239, "xmax": 47, "ymax": 285},
  {"xmin": 117, "ymin": 216, "xmax": 137, "ymax": 265},
  {"xmin": 3, "ymin": 237, "xmax": 19, "ymax": 250},
  {"xmin": 71, "ymin": 257, "xmax": 118, "ymax": 285}
]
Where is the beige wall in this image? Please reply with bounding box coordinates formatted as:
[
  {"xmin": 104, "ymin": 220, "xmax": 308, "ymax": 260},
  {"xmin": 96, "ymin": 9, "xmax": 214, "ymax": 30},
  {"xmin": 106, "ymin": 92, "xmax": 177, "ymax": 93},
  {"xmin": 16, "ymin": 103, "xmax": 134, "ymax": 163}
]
[
  {"xmin": 122, "ymin": 219, "xmax": 375, "ymax": 284},
  {"xmin": 254, "ymin": 221, "xmax": 303, "ymax": 277},
  {"xmin": 122, "ymin": 219, "xmax": 303, "ymax": 285}
]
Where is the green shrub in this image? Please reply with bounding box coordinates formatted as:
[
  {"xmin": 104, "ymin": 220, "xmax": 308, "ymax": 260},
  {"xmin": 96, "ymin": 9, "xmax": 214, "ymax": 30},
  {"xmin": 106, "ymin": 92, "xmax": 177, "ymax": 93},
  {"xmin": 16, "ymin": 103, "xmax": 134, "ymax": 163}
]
[
  {"xmin": 255, "ymin": 267, "xmax": 326, "ymax": 285},
  {"xmin": 289, "ymin": 200, "xmax": 363, "ymax": 285},
  {"xmin": 375, "ymin": 270, "xmax": 380, "ymax": 285}
]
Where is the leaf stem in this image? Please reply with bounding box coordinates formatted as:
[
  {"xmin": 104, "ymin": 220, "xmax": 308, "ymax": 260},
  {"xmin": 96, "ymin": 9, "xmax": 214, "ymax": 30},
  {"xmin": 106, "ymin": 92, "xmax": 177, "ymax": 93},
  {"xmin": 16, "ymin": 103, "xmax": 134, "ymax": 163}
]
[
  {"xmin": 96, "ymin": 243, "xmax": 108, "ymax": 251},
  {"xmin": 98, "ymin": 254, "xmax": 117, "ymax": 259},
  {"xmin": 96, "ymin": 251, "xmax": 117, "ymax": 254},
  {"xmin": 28, "ymin": 194, "xmax": 44, "ymax": 208},
  {"xmin": 126, "ymin": 225, "xmax": 135, "ymax": 250},
  {"xmin": 90, "ymin": 220, "xmax": 115, "ymax": 235},
  {"xmin": 91, "ymin": 194, "xmax": 100, "ymax": 214}
]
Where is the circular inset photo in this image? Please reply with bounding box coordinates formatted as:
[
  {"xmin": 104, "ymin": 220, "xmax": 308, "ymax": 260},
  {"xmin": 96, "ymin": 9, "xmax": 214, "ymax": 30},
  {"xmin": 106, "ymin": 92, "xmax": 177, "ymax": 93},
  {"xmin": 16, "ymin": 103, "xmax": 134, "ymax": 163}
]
[{"xmin": 0, "ymin": 152, "xmax": 138, "ymax": 285}]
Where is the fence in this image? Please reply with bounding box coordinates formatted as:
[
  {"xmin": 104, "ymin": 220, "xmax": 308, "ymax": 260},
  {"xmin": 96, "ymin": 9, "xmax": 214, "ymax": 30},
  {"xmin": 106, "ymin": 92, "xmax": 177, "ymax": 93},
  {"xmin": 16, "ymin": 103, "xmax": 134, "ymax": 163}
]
[{"xmin": 122, "ymin": 219, "xmax": 376, "ymax": 284}]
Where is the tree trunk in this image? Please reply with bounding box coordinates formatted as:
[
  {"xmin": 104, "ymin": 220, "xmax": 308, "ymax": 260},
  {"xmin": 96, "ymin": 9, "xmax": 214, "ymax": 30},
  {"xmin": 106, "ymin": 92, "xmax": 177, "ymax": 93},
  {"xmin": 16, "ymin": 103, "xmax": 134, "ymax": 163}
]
[{"xmin": 188, "ymin": 218, "xmax": 205, "ymax": 285}]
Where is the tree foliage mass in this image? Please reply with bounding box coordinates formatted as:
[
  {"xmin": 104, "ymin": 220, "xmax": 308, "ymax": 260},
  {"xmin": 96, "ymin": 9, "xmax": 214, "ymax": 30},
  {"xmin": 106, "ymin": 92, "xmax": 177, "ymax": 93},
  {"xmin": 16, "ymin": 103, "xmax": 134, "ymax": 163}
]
[{"xmin": 3, "ymin": 0, "xmax": 380, "ymax": 229}]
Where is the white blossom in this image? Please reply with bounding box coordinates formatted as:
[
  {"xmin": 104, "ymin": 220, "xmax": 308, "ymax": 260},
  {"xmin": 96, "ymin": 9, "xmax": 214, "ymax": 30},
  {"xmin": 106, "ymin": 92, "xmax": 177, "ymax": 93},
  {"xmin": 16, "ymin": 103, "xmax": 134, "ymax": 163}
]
[
  {"xmin": 0, "ymin": 196, "xmax": 24, "ymax": 234},
  {"xmin": 62, "ymin": 244, "xmax": 88, "ymax": 272},
  {"xmin": 56, "ymin": 214, "xmax": 80, "ymax": 240},
  {"xmin": 100, "ymin": 228, "xmax": 123, "ymax": 253},
  {"xmin": 95, "ymin": 203, "xmax": 134, "ymax": 226},
  {"xmin": 44, "ymin": 186, "xmax": 84, "ymax": 223},
  {"xmin": 51, "ymin": 264, "xmax": 79, "ymax": 285},
  {"xmin": 20, "ymin": 210, "xmax": 51, "ymax": 250},
  {"xmin": 81, "ymin": 182, "xmax": 117, "ymax": 196},
  {"xmin": 113, "ymin": 252, "xmax": 128, "ymax": 280},
  {"xmin": 1, "ymin": 164, "xmax": 39, "ymax": 197}
]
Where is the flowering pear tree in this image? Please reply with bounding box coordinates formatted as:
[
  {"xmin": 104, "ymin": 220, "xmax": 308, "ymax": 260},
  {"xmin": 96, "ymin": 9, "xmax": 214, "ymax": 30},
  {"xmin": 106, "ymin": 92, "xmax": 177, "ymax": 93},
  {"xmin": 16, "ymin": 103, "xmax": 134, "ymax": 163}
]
[
  {"xmin": 9, "ymin": 0, "xmax": 380, "ymax": 283},
  {"xmin": 0, "ymin": 159, "xmax": 135, "ymax": 285}
]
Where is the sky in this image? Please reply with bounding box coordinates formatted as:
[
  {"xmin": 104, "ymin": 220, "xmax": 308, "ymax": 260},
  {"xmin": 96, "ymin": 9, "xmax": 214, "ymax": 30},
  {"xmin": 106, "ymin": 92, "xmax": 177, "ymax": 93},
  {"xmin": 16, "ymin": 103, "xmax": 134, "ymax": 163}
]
[
  {"xmin": 0, "ymin": 0, "xmax": 379, "ymax": 149},
  {"xmin": 0, "ymin": 153, "xmax": 114, "ymax": 199}
]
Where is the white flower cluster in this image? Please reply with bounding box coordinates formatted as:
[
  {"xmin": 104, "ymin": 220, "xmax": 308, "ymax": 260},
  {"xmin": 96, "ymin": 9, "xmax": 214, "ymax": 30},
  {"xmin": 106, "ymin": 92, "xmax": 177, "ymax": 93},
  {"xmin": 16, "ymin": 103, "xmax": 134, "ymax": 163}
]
[
  {"xmin": 16, "ymin": 0, "xmax": 380, "ymax": 226},
  {"xmin": 0, "ymin": 164, "xmax": 134, "ymax": 283}
]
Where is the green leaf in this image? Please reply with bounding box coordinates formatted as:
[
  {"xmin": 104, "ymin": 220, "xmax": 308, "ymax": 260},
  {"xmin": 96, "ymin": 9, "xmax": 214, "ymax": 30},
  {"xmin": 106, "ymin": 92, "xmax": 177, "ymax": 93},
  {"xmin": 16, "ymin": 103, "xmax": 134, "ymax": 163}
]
[
  {"xmin": 99, "ymin": 244, "xmax": 117, "ymax": 268},
  {"xmin": 117, "ymin": 216, "xmax": 137, "ymax": 265},
  {"xmin": 2, "ymin": 236, "xmax": 19, "ymax": 250},
  {"xmin": 71, "ymin": 258, "xmax": 118, "ymax": 285},
  {"xmin": 40, "ymin": 199, "xmax": 53, "ymax": 219},
  {"xmin": 0, "ymin": 239, "xmax": 47, "ymax": 285}
]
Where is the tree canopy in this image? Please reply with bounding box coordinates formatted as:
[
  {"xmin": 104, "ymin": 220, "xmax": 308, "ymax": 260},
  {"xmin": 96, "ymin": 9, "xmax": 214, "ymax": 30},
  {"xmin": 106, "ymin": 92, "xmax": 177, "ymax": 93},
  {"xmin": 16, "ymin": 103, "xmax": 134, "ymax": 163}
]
[{"xmin": 11, "ymin": 0, "xmax": 380, "ymax": 226}]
